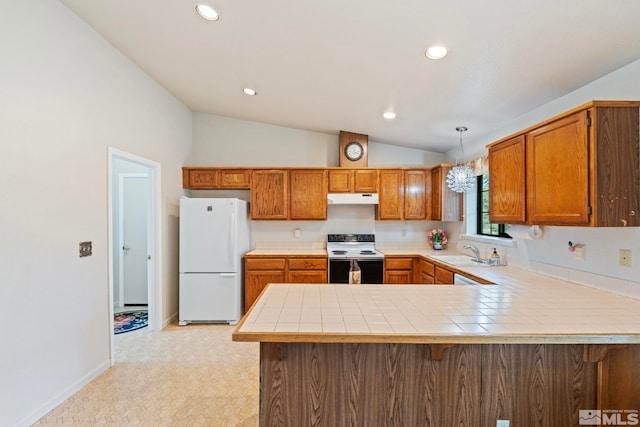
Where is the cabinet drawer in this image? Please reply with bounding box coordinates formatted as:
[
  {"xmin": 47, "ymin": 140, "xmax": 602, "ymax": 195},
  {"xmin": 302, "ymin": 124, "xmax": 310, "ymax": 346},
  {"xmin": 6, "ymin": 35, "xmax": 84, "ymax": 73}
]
[
  {"xmin": 385, "ymin": 257, "xmax": 413, "ymax": 270},
  {"xmin": 288, "ymin": 257, "xmax": 327, "ymax": 270},
  {"xmin": 420, "ymin": 259, "xmax": 435, "ymax": 277},
  {"xmin": 219, "ymin": 169, "xmax": 251, "ymax": 188},
  {"xmin": 245, "ymin": 257, "xmax": 286, "ymax": 270}
]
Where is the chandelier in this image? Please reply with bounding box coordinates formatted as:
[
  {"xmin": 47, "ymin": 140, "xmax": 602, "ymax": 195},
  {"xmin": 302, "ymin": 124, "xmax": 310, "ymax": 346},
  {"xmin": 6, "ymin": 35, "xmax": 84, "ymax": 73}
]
[{"xmin": 446, "ymin": 126, "xmax": 475, "ymax": 193}]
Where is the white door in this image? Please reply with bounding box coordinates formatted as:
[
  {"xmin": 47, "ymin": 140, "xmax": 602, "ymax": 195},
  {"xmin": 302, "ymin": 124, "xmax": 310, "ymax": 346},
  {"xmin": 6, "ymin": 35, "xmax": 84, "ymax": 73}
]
[
  {"xmin": 179, "ymin": 198, "xmax": 237, "ymax": 273},
  {"xmin": 121, "ymin": 175, "xmax": 149, "ymax": 304}
]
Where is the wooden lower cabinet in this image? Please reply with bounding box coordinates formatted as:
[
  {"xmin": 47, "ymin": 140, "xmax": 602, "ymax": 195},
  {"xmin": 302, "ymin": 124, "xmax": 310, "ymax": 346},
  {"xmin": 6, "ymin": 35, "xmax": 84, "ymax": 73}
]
[
  {"xmin": 245, "ymin": 256, "xmax": 328, "ymax": 310},
  {"xmin": 420, "ymin": 259, "xmax": 435, "ymax": 284},
  {"xmin": 287, "ymin": 257, "xmax": 328, "ymax": 283},
  {"xmin": 258, "ymin": 342, "xmax": 636, "ymax": 426},
  {"xmin": 384, "ymin": 257, "xmax": 415, "ymax": 284},
  {"xmin": 435, "ymin": 265, "xmax": 454, "ymax": 284},
  {"xmin": 244, "ymin": 258, "xmax": 286, "ymax": 311}
]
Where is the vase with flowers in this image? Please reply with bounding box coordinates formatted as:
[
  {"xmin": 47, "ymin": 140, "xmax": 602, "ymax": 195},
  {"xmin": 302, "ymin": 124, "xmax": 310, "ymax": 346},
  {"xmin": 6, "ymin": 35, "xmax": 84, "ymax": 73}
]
[{"xmin": 428, "ymin": 229, "xmax": 447, "ymax": 250}]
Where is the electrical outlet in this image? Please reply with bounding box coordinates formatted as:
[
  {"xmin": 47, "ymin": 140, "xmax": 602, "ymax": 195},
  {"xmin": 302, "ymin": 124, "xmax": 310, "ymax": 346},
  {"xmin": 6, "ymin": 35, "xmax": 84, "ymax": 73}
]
[
  {"xmin": 619, "ymin": 249, "xmax": 632, "ymax": 267},
  {"xmin": 496, "ymin": 421, "xmax": 510, "ymax": 427}
]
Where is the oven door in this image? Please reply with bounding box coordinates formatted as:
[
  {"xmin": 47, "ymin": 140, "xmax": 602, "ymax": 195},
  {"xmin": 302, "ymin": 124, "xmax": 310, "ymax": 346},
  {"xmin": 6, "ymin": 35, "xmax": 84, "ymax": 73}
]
[{"xmin": 329, "ymin": 258, "xmax": 384, "ymax": 284}]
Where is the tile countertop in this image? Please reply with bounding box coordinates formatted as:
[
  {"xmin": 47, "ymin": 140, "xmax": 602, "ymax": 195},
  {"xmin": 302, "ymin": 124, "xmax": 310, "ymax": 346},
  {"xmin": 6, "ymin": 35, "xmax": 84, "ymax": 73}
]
[{"xmin": 233, "ymin": 274, "xmax": 640, "ymax": 344}]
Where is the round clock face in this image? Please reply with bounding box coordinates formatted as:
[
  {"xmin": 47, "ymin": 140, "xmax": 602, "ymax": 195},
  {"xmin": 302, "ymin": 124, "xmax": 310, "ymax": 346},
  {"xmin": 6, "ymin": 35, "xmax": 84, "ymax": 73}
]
[{"xmin": 344, "ymin": 142, "xmax": 364, "ymax": 161}]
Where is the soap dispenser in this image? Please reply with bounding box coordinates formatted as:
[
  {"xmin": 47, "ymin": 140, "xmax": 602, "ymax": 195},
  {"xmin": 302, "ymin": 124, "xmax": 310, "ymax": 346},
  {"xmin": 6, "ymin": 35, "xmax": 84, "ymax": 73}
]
[{"xmin": 489, "ymin": 248, "xmax": 501, "ymax": 266}]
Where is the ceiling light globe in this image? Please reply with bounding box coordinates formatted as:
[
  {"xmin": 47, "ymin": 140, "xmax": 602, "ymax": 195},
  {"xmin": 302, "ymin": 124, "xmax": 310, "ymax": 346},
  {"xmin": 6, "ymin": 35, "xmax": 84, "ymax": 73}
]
[
  {"xmin": 243, "ymin": 88, "xmax": 257, "ymax": 96},
  {"xmin": 383, "ymin": 112, "xmax": 396, "ymax": 119},
  {"xmin": 425, "ymin": 46, "xmax": 448, "ymax": 60}
]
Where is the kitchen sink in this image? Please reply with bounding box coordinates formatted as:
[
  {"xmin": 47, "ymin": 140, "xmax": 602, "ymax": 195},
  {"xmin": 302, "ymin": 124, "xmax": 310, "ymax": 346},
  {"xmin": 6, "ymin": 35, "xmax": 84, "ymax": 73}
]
[{"xmin": 429, "ymin": 254, "xmax": 490, "ymax": 267}]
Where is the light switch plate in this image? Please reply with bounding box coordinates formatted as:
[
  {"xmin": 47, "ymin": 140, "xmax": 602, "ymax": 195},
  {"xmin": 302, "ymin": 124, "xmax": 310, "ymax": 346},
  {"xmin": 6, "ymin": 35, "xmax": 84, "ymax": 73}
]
[{"xmin": 79, "ymin": 241, "xmax": 92, "ymax": 257}]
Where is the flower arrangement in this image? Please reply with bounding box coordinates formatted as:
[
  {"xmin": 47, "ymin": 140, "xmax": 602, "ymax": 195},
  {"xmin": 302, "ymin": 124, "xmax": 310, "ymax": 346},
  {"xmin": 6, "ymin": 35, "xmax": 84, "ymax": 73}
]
[{"xmin": 427, "ymin": 229, "xmax": 448, "ymax": 245}]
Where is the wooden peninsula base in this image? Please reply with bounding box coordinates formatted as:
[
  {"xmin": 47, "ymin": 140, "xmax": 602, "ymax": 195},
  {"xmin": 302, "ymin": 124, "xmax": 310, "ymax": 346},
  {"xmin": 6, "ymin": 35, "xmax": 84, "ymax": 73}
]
[
  {"xmin": 259, "ymin": 342, "xmax": 640, "ymax": 427},
  {"xmin": 233, "ymin": 283, "xmax": 640, "ymax": 427}
]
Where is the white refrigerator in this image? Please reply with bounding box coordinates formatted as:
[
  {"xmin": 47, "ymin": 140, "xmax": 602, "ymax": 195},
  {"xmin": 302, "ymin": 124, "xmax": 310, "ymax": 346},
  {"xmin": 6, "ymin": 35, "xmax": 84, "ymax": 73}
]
[{"xmin": 179, "ymin": 197, "xmax": 250, "ymax": 325}]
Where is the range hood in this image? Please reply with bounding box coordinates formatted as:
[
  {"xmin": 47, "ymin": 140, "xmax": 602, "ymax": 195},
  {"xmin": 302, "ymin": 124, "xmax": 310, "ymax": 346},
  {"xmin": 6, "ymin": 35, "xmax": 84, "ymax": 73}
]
[{"xmin": 327, "ymin": 193, "xmax": 379, "ymax": 205}]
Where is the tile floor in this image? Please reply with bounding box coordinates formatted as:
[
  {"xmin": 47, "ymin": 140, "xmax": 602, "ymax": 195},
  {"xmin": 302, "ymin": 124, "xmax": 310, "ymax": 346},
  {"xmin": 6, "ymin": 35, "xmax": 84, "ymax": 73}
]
[{"xmin": 33, "ymin": 323, "xmax": 259, "ymax": 426}]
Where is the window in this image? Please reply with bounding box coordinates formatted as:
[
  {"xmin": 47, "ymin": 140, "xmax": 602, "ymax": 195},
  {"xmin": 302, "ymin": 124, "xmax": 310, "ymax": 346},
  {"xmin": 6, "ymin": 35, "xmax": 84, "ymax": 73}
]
[{"xmin": 477, "ymin": 175, "xmax": 511, "ymax": 238}]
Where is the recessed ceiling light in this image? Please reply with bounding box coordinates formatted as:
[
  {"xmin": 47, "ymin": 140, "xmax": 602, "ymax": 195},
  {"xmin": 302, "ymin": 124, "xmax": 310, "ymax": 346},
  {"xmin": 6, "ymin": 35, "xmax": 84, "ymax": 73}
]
[
  {"xmin": 195, "ymin": 4, "xmax": 220, "ymax": 21},
  {"xmin": 243, "ymin": 88, "xmax": 257, "ymax": 96},
  {"xmin": 425, "ymin": 45, "xmax": 448, "ymax": 60},
  {"xmin": 383, "ymin": 112, "xmax": 396, "ymax": 120}
]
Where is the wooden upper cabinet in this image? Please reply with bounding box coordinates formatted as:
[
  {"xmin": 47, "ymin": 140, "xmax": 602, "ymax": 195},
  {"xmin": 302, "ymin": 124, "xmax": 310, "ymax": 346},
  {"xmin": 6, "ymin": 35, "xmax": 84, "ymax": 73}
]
[
  {"xmin": 488, "ymin": 135, "xmax": 526, "ymax": 224},
  {"xmin": 377, "ymin": 170, "xmax": 404, "ymax": 220},
  {"xmin": 430, "ymin": 165, "xmax": 462, "ymax": 222},
  {"xmin": 251, "ymin": 170, "xmax": 289, "ymax": 220},
  {"xmin": 404, "ymin": 170, "xmax": 427, "ymax": 220},
  {"xmin": 182, "ymin": 168, "xmax": 218, "ymax": 189},
  {"xmin": 487, "ymin": 101, "xmax": 640, "ymax": 227},
  {"xmin": 591, "ymin": 106, "xmax": 639, "ymax": 227},
  {"xmin": 290, "ymin": 169, "xmax": 327, "ymax": 220},
  {"xmin": 219, "ymin": 169, "xmax": 251, "ymax": 188},
  {"xmin": 527, "ymin": 111, "xmax": 590, "ymax": 225},
  {"xmin": 182, "ymin": 168, "xmax": 251, "ymax": 189},
  {"xmin": 328, "ymin": 169, "xmax": 378, "ymax": 193},
  {"xmin": 328, "ymin": 170, "xmax": 353, "ymax": 192},
  {"xmin": 354, "ymin": 169, "xmax": 378, "ymax": 192}
]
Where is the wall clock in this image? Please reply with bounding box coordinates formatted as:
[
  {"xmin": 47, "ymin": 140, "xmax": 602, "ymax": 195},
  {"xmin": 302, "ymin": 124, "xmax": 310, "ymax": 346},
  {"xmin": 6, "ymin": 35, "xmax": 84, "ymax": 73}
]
[{"xmin": 344, "ymin": 141, "xmax": 364, "ymax": 161}]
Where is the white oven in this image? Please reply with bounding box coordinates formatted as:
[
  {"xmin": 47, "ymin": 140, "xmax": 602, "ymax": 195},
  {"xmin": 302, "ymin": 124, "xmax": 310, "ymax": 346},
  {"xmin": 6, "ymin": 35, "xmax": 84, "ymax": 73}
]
[{"xmin": 327, "ymin": 234, "xmax": 384, "ymax": 284}]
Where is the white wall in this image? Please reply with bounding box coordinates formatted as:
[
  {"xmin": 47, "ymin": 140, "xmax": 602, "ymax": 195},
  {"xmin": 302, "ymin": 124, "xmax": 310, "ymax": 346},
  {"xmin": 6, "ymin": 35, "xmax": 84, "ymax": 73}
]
[
  {"xmin": 0, "ymin": 2, "xmax": 192, "ymax": 426},
  {"xmin": 452, "ymin": 59, "xmax": 640, "ymax": 294}
]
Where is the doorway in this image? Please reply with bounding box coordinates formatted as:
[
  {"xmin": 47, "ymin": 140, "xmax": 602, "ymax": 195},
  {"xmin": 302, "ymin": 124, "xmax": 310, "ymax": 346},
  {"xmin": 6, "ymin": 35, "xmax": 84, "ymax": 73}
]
[{"xmin": 108, "ymin": 148, "xmax": 162, "ymax": 365}]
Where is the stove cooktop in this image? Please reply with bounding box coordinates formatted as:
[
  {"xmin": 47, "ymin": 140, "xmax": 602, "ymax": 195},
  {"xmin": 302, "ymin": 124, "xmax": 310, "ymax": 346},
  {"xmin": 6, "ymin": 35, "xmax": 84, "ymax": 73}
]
[{"xmin": 327, "ymin": 234, "xmax": 384, "ymax": 259}]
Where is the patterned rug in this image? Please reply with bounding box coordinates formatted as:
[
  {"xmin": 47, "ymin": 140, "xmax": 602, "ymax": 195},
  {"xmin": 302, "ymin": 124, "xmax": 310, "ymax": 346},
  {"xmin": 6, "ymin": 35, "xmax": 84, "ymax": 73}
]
[{"xmin": 114, "ymin": 310, "xmax": 148, "ymax": 334}]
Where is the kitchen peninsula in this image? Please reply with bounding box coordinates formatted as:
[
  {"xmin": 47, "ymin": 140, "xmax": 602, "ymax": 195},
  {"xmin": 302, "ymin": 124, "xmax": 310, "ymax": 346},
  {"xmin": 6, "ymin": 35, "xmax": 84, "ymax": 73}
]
[{"xmin": 233, "ymin": 268, "xmax": 640, "ymax": 426}]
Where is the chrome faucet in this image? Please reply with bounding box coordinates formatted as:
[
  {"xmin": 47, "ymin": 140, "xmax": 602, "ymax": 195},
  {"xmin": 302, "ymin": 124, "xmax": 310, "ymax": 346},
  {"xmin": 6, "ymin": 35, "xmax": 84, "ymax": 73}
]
[{"xmin": 463, "ymin": 244, "xmax": 481, "ymax": 262}]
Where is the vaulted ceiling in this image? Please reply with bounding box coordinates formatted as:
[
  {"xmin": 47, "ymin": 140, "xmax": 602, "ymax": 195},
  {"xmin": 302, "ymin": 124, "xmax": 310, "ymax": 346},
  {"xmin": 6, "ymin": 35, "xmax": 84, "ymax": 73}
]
[{"xmin": 61, "ymin": 0, "xmax": 640, "ymax": 152}]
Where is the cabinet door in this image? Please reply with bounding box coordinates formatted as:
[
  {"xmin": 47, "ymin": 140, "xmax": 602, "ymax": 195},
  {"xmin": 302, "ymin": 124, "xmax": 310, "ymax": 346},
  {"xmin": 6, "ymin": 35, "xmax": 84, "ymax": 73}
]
[
  {"xmin": 404, "ymin": 170, "xmax": 427, "ymax": 220},
  {"xmin": 385, "ymin": 270, "xmax": 413, "ymax": 284},
  {"xmin": 378, "ymin": 170, "xmax": 404, "ymax": 220},
  {"xmin": 430, "ymin": 166, "xmax": 462, "ymax": 222},
  {"xmin": 251, "ymin": 170, "xmax": 289, "ymax": 220},
  {"xmin": 489, "ymin": 135, "xmax": 526, "ymax": 224},
  {"xmin": 245, "ymin": 270, "xmax": 286, "ymax": 311},
  {"xmin": 420, "ymin": 259, "xmax": 435, "ymax": 278},
  {"xmin": 527, "ymin": 112, "xmax": 589, "ymax": 225},
  {"xmin": 290, "ymin": 169, "xmax": 327, "ymax": 220},
  {"xmin": 328, "ymin": 170, "xmax": 353, "ymax": 193},
  {"xmin": 430, "ymin": 166, "xmax": 442, "ymax": 220},
  {"xmin": 420, "ymin": 272, "xmax": 435, "ymax": 284},
  {"xmin": 434, "ymin": 266, "xmax": 454, "ymax": 284},
  {"xmin": 354, "ymin": 170, "xmax": 378, "ymax": 192}
]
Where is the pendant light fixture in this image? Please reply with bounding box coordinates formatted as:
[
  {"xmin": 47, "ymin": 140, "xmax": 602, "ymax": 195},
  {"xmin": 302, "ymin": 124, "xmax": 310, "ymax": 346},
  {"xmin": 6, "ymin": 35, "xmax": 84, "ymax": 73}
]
[{"xmin": 446, "ymin": 126, "xmax": 475, "ymax": 193}]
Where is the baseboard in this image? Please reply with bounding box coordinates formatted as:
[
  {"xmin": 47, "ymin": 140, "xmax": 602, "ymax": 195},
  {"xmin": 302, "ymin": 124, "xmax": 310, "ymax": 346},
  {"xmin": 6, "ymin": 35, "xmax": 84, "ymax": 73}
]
[
  {"xmin": 164, "ymin": 311, "xmax": 178, "ymax": 329},
  {"xmin": 14, "ymin": 359, "xmax": 111, "ymax": 427}
]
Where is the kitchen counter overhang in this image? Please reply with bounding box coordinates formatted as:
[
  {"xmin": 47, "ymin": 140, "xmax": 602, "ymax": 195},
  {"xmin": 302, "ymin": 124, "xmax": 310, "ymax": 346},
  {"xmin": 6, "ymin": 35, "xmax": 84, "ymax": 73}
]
[{"xmin": 232, "ymin": 282, "xmax": 640, "ymax": 345}]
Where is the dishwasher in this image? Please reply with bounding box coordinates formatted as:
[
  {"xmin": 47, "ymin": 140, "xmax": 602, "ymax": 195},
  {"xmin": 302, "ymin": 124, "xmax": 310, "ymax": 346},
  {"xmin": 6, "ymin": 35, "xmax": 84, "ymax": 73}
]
[{"xmin": 453, "ymin": 274, "xmax": 484, "ymax": 285}]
